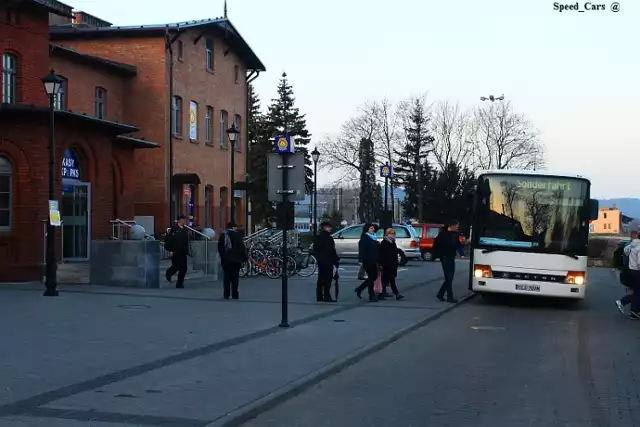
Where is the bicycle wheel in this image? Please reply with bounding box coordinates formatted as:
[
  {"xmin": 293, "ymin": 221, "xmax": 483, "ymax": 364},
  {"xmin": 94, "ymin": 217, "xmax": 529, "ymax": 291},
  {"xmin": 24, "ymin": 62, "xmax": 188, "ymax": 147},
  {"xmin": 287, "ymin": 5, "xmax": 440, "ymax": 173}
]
[
  {"xmin": 240, "ymin": 261, "xmax": 249, "ymax": 277},
  {"xmin": 265, "ymin": 257, "xmax": 283, "ymax": 279},
  {"xmin": 295, "ymin": 254, "xmax": 317, "ymax": 277},
  {"xmin": 284, "ymin": 256, "xmax": 297, "ymax": 277}
]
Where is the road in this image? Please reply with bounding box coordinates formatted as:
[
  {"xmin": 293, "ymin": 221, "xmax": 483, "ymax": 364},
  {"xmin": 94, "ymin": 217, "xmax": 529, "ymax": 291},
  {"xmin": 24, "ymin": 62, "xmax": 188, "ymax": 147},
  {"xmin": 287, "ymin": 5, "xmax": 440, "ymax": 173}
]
[{"xmin": 242, "ymin": 267, "xmax": 640, "ymax": 427}]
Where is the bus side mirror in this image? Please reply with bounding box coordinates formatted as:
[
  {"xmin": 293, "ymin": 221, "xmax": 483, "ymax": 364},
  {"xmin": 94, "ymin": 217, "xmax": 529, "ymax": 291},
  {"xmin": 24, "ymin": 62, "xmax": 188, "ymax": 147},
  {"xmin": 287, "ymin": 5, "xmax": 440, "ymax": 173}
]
[{"xmin": 589, "ymin": 199, "xmax": 599, "ymax": 221}]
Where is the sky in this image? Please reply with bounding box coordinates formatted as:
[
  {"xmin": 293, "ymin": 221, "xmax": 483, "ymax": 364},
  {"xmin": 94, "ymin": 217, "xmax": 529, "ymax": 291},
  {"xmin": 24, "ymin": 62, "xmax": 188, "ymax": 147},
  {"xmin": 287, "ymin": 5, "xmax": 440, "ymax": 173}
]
[{"xmin": 61, "ymin": 0, "xmax": 639, "ymax": 199}]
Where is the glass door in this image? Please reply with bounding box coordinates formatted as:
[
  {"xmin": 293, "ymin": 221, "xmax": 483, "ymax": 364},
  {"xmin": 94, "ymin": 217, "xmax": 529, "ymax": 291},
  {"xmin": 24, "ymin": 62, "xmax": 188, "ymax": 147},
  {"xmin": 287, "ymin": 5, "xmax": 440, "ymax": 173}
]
[{"xmin": 62, "ymin": 183, "xmax": 91, "ymax": 261}]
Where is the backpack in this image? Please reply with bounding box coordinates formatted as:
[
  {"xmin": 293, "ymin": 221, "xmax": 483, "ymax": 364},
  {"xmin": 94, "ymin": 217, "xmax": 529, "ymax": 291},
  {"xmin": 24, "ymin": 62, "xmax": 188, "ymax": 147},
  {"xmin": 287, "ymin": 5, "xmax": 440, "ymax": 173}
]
[{"xmin": 164, "ymin": 231, "xmax": 175, "ymax": 252}]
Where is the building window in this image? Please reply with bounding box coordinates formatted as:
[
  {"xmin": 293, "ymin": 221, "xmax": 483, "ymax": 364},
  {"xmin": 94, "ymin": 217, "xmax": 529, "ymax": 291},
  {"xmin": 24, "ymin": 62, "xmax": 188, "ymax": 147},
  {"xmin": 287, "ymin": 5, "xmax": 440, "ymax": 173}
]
[
  {"xmin": 0, "ymin": 156, "xmax": 12, "ymax": 230},
  {"xmin": 204, "ymin": 185, "xmax": 213, "ymax": 228},
  {"xmin": 172, "ymin": 95, "xmax": 182, "ymax": 136},
  {"xmin": 234, "ymin": 114, "xmax": 242, "ymax": 152},
  {"xmin": 220, "ymin": 109, "xmax": 228, "ymax": 148},
  {"xmin": 603, "ymin": 212, "xmax": 607, "ymax": 219},
  {"xmin": 94, "ymin": 86, "xmax": 106, "ymax": 119},
  {"xmin": 54, "ymin": 77, "xmax": 68, "ymax": 110},
  {"xmin": 2, "ymin": 53, "xmax": 17, "ymax": 104},
  {"xmin": 205, "ymin": 106, "xmax": 213, "ymax": 145},
  {"xmin": 234, "ymin": 65, "xmax": 239, "ymax": 84},
  {"xmin": 205, "ymin": 38, "xmax": 213, "ymax": 71},
  {"xmin": 177, "ymin": 40, "xmax": 183, "ymax": 61}
]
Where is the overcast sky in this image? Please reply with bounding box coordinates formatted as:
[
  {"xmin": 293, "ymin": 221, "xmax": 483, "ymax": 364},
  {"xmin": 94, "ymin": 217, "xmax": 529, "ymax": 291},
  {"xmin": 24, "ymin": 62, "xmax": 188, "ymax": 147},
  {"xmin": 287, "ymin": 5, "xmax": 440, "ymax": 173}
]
[{"xmin": 62, "ymin": 0, "xmax": 638, "ymax": 198}]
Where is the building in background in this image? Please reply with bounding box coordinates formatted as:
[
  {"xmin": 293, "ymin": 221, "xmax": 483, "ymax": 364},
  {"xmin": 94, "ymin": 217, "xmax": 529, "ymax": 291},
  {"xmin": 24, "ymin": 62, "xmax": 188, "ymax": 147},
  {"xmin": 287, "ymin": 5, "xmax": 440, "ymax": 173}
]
[
  {"xmin": 590, "ymin": 205, "xmax": 623, "ymax": 234},
  {"xmin": 50, "ymin": 9, "xmax": 265, "ymax": 234}
]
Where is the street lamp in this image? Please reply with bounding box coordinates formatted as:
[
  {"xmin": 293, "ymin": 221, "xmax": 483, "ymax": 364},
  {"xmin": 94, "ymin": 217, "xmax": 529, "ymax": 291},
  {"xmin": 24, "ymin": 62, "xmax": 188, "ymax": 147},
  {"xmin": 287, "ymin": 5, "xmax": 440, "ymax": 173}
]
[
  {"xmin": 480, "ymin": 94, "xmax": 504, "ymax": 102},
  {"xmin": 41, "ymin": 69, "xmax": 64, "ymax": 297},
  {"xmin": 227, "ymin": 123, "xmax": 240, "ymax": 225},
  {"xmin": 311, "ymin": 147, "xmax": 320, "ymax": 238}
]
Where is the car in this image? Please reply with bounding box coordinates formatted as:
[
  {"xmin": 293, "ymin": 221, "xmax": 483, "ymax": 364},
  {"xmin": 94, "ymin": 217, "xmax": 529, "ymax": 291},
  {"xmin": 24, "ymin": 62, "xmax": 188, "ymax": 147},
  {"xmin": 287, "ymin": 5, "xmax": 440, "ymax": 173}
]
[
  {"xmin": 411, "ymin": 222, "xmax": 466, "ymax": 261},
  {"xmin": 331, "ymin": 223, "xmax": 421, "ymax": 266}
]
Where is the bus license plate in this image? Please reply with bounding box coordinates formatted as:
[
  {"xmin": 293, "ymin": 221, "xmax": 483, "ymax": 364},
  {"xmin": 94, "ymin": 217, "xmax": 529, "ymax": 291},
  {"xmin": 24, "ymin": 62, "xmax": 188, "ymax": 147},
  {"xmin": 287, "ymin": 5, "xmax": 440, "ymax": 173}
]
[{"xmin": 515, "ymin": 284, "xmax": 540, "ymax": 292}]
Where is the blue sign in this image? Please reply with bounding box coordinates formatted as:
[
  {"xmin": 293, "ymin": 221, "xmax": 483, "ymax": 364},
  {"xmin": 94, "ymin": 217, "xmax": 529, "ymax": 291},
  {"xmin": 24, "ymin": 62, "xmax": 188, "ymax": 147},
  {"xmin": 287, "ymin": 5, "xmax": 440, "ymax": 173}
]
[
  {"xmin": 274, "ymin": 135, "xmax": 294, "ymax": 153},
  {"xmin": 61, "ymin": 149, "xmax": 80, "ymax": 180},
  {"xmin": 379, "ymin": 163, "xmax": 392, "ymax": 178}
]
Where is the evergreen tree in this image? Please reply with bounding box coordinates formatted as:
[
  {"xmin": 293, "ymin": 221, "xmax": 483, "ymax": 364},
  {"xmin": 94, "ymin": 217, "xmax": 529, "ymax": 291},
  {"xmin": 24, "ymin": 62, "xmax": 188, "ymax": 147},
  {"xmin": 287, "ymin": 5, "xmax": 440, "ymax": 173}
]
[
  {"xmin": 247, "ymin": 84, "xmax": 275, "ymax": 225},
  {"xmin": 394, "ymin": 98, "xmax": 434, "ymax": 221},
  {"xmin": 265, "ymin": 72, "xmax": 313, "ymax": 194},
  {"xmin": 358, "ymin": 138, "xmax": 377, "ymax": 222},
  {"xmin": 423, "ymin": 163, "xmax": 475, "ymax": 233}
]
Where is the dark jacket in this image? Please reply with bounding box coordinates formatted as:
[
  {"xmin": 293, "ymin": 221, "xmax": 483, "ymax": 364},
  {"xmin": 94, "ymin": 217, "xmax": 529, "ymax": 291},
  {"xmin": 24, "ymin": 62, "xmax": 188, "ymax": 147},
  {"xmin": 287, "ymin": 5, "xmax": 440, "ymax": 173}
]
[
  {"xmin": 358, "ymin": 233, "xmax": 380, "ymax": 266},
  {"xmin": 166, "ymin": 224, "xmax": 190, "ymax": 255},
  {"xmin": 218, "ymin": 229, "xmax": 248, "ymax": 264},
  {"xmin": 313, "ymin": 230, "xmax": 339, "ymax": 267},
  {"xmin": 433, "ymin": 229, "xmax": 464, "ymax": 259},
  {"xmin": 379, "ymin": 237, "xmax": 399, "ymax": 277}
]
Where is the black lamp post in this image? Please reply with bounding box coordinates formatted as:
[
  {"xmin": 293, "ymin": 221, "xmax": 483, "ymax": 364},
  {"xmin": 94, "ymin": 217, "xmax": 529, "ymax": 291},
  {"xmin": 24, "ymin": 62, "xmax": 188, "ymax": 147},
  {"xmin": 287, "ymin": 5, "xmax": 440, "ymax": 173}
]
[
  {"xmin": 227, "ymin": 123, "xmax": 240, "ymax": 225},
  {"xmin": 41, "ymin": 69, "xmax": 64, "ymax": 297},
  {"xmin": 311, "ymin": 147, "xmax": 320, "ymax": 238}
]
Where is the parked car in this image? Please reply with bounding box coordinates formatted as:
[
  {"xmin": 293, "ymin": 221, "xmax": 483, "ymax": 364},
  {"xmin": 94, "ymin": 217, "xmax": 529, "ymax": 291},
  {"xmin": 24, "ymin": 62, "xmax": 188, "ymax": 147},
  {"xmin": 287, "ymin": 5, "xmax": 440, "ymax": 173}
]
[
  {"xmin": 331, "ymin": 223, "xmax": 420, "ymax": 266},
  {"xmin": 411, "ymin": 223, "xmax": 465, "ymax": 261}
]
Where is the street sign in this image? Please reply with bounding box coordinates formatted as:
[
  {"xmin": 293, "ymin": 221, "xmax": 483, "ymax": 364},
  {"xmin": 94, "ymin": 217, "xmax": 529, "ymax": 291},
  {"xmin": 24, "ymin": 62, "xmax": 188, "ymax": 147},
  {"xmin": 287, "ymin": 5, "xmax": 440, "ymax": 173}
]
[
  {"xmin": 267, "ymin": 153, "xmax": 306, "ymax": 202},
  {"xmin": 274, "ymin": 135, "xmax": 294, "ymax": 153},
  {"xmin": 183, "ymin": 187, "xmax": 191, "ymax": 196},
  {"xmin": 380, "ymin": 163, "xmax": 392, "ymax": 178}
]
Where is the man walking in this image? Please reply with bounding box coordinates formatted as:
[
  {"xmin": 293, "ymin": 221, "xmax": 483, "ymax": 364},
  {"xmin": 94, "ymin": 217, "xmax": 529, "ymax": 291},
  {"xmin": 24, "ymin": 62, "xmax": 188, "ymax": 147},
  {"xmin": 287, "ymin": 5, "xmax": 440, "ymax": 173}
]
[
  {"xmin": 313, "ymin": 220, "xmax": 339, "ymax": 302},
  {"xmin": 433, "ymin": 219, "xmax": 464, "ymax": 303},
  {"xmin": 624, "ymin": 234, "xmax": 640, "ymax": 319},
  {"xmin": 218, "ymin": 222, "xmax": 247, "ymax": 299},
  {"xmin": 165, "ymin": 215, "xmax": 190, "ymax": 288}
]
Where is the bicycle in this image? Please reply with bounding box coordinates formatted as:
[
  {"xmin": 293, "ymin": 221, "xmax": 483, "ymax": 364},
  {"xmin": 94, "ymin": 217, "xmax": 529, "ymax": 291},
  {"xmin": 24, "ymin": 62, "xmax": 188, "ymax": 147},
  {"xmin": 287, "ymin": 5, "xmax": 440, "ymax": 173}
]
[{"xmin": 294, "ymin": 252, "xmax": 317, "ymax": 277}]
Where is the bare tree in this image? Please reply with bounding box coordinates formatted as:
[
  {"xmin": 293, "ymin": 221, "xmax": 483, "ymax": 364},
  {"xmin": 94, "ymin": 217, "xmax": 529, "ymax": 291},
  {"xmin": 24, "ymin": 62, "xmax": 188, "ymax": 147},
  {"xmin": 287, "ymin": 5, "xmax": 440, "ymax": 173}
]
[
  {"xmin": 429, "ymin": 101, "xmax": 473, "ymax": 171},
  {"xmin": 469, "ymin": 101, "xmax": 544, "ymax": 170}
]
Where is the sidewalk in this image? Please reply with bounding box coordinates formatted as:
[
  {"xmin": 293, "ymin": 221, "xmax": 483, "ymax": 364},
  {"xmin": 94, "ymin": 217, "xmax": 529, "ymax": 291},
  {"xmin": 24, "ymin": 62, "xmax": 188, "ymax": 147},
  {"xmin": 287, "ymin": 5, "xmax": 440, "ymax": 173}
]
[{"xmin": 0, "ymin": 261, "xmax": 471, "ymax": 427}]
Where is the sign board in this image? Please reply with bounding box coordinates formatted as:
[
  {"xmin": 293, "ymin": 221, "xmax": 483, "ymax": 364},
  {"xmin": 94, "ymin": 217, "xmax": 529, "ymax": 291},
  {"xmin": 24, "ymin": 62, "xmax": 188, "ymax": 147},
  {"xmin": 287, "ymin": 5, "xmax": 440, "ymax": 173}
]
[
  {"xmin": 183, "ymin": 186, "xmax": 191, "ymax": 197},
  {"xmin": 189, "ymin": 101, "xmax": 198, "ymax": 141},
  {"xmin": 48, "ymin": 200, "xmax": 61, "ymax": 226},
  {"xmin": 267, "ymin": 153, "xmax": 306, "ymax": 202},
  {"xmin": 273, "ymin": 135, "xmax": 294, "ymax": 154},
  {"xmin": 379, "ymin": 163, "xmax": 392, "ymax": 178},
  {"xmin": 61, "ymin": 149, "xmax": 80, "ymax": 180}
]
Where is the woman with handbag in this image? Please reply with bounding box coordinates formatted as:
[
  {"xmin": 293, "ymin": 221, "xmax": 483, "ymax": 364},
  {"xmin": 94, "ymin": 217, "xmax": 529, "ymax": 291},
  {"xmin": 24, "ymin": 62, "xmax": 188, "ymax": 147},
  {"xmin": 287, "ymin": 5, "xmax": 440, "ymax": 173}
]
[
  {"xmin": 354, "ymin": 223, "xmax": 381, "ymax": 302},
  {"xmin": 378, "ymin": 228, "xmax": 405, "ymax": 300}
]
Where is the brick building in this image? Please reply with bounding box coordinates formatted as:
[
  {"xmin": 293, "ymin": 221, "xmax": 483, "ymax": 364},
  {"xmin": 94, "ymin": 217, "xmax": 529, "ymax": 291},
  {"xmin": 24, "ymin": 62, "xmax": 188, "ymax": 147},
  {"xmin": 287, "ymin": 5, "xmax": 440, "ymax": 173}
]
[
  {"xmin": 50, "ymin": 11, "xmax": 266, "ymax": 235},
  {"xmin": 0, "ymin": 0, "xmax": 156, "ymax": 282}
]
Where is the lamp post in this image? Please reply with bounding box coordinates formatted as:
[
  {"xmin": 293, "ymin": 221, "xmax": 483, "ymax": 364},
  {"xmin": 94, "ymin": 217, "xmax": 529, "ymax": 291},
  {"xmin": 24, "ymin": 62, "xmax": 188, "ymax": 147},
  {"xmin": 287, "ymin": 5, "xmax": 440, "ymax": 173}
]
[
  {"xmin": 311, "ymin": 147, "xmax": 320, "ymax": 237},
  {"xmin": 479, "ymin": 94, "xmax": 504, "ymax": 102},
  {"xmin": 41, "ymin": 69, "xmax": 64, "ymax": 297},
  {"xmin": 227, "ymin": 123, "xmax": 240, "ymax": 225}
]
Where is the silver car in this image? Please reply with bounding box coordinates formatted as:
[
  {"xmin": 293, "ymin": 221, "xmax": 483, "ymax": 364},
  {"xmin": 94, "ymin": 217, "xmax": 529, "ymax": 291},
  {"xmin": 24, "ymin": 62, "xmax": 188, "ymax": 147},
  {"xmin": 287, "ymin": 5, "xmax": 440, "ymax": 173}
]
[{"xmin": 331, "ymin": 223, "xmax": 421, "ymax": 266}]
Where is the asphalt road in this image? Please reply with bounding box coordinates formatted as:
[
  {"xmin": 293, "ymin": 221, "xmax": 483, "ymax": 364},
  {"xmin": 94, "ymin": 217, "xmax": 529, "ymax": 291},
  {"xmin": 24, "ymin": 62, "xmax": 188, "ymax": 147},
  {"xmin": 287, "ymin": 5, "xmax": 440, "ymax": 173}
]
[{"xmin": 241, "ymin": 267, "xmax": 640, "ymax": 427}]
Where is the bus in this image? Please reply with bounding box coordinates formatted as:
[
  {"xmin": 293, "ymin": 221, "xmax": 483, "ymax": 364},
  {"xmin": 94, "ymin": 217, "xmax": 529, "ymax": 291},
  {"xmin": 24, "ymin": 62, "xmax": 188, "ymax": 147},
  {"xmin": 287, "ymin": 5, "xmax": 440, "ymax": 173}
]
[{"xmin": 469, "ymin": 170, "xmax": 599, "ymax": 299}]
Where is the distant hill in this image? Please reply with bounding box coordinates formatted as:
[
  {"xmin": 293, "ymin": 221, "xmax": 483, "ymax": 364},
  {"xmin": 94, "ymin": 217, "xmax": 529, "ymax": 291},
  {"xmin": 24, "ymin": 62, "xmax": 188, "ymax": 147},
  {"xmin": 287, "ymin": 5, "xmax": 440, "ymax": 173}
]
[{"xmin": 599, "ymin": 198, "xmax": 640, "ymax": 219}]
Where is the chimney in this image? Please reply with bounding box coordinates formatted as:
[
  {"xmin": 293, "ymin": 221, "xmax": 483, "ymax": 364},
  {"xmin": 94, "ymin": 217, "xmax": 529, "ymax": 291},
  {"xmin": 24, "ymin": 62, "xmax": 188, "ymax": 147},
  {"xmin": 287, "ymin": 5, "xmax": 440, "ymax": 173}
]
[
  {"xmin": 72, "ymin": 11, "xmax": 112, "ymax": 28},
  {"xmin": 612, "ymin": 204, "xmax": 617, "ymax": 210}
]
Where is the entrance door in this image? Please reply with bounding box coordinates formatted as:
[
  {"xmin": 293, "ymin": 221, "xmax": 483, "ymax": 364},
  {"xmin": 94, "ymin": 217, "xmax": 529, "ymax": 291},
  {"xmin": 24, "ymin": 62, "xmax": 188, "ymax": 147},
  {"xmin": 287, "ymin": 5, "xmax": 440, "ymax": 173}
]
[{"xmin": 62, "ymin": 183, "xmax": 91, "ymax": 261}]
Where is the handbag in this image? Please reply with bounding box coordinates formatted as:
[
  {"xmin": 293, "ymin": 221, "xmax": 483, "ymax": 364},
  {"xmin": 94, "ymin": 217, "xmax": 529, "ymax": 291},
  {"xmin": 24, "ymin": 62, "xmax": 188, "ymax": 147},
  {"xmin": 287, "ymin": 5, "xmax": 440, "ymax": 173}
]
[{"xmin": 373, "ymin": 268, "xmax": 383, "ymax": 294}]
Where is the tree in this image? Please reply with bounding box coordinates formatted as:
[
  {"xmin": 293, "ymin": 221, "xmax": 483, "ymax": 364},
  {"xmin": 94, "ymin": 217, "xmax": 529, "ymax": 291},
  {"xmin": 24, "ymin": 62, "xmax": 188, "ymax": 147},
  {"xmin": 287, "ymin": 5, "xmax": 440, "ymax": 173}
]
[
  {"xmin": 469, "ymin": 101, "xmax": 544, "ymax": 170},
  {"xmin": 430, "ymin": 100, "xmax": 473, "ymax": 171},
  {"xmin": 359, "ymin": 138, "xmax": 377, "ymax": 222},
  {"xmin": 395, "ymin": 95, "xmax": 434, "ymax": 221},
  {"xmin": 247, "ymin": 84, "xmax": 275, "ymax": 225},
  {"xmin": 265, "ymin": 72, "xmax": 313, "ymax": 193}
]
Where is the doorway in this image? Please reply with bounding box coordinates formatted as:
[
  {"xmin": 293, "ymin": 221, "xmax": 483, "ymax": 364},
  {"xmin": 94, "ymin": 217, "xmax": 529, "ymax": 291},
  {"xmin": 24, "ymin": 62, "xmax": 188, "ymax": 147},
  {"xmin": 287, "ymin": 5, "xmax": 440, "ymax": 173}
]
[{"xmin": 61, "ymin": 182, "xmax": 91, "ymax": 261}]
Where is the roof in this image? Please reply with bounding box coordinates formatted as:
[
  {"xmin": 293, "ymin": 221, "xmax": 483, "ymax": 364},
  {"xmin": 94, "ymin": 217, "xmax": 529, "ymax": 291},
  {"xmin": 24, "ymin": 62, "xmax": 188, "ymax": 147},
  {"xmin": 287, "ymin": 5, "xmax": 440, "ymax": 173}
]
[
  {"xmin": 25, "ymin": 0, "xmax": 73, "ymax": 17},
  {"xmin": 50, "ymin": 18, "xmax": 266, "ymax": 71},
  {"xmin": 0, "ymin": 103, "xmax": 137, "ymax": 134},
  {"xmin": 50, "ymin": 45, "xmax": 137, "ymax": 76},
  {"xmin": 476, "ymin": 169, "xmax": 592, "ymax": 182},
  {"xmin": 115, "ymin": 135, "xmax": 160, "ymax": 149}
]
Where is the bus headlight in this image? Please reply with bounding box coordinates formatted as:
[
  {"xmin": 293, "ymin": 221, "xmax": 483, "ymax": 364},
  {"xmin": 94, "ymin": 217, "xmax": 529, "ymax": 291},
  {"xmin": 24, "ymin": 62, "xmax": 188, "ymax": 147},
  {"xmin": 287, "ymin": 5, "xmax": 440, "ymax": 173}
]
[
  {"xmin": 474, "ymin": 265, "xmax": 493, "ymax": 278},
  {"xmin": 566, "ymin": 271, "xmax": 585, "ymax": 285}
]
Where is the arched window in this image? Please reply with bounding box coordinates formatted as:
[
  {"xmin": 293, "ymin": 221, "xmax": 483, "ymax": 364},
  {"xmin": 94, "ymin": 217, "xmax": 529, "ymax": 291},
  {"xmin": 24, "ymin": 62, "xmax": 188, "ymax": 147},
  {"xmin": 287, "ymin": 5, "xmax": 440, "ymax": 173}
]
[
  {"xmin": 0, "ymin": 156, "xmax": 12, "ymax": 230},
  {"xmin": 2, "ymin": 53, "xmax": 18, "ymax": 104}
]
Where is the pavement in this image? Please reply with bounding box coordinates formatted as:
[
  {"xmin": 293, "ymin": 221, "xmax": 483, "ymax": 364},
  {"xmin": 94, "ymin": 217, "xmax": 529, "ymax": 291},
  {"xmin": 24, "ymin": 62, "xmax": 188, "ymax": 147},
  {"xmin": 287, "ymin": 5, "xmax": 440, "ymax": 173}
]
[
  {"xmin": 0, "ymin": 259, "xmax": 471, "ymax": 426},
  {"xmin": 240, "ymin": 267, "xmax": 640, "ymax": 427}
]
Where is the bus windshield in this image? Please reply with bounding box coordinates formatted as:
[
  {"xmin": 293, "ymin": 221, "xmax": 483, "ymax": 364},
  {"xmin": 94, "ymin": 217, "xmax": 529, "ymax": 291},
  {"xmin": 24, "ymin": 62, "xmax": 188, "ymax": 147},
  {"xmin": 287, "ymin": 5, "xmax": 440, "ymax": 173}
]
[{"xmin": 475, "ymin": 174, "xmax": 590, "ymax": 256}]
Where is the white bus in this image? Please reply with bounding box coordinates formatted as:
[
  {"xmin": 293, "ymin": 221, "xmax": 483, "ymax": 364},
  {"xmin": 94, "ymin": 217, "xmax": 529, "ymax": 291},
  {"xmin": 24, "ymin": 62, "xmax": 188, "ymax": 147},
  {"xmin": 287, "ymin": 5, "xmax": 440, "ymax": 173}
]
[{"xmin": 469, "ymin": 170, "xmax": 599, "ymax": 299}]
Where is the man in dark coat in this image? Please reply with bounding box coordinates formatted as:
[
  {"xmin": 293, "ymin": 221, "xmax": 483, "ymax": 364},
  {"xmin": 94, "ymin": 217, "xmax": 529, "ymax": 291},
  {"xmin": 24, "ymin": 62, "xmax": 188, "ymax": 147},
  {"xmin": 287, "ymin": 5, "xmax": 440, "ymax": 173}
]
[
  {"xmin": 433, "ymin": 219, "xmax": 464, "ymax": 303},
  {"xmin": 218, "ymin": 222, "xmax": 248, "ymax": 299},
  {"xmin": 165, "ymin": 215, "xmax": 191, "ymax": 288},
  {"xmin": 354, "ymin": 223, "xmax": 381, "ymax": 301},
  {"xmin": 313, "ymin": 220, "xmax": 339, "ymax": 302}
]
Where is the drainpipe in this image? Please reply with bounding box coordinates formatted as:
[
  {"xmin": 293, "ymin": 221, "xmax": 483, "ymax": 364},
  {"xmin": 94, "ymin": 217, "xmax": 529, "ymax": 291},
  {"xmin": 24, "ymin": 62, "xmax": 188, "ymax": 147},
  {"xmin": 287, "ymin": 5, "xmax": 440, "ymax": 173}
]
[
  {"xmin": 165, "ymin": 26, "xmax": 182, "ymax": 227},
  {"xmin": 245, "ymin": 69, "xmax": 259, "ymax": 233}
]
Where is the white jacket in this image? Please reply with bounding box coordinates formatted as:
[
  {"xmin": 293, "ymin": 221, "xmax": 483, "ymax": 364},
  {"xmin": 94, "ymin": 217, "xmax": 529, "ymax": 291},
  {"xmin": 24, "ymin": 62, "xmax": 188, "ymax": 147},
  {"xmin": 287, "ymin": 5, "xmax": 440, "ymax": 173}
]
[{"xmin": 624, "ymin": 239, "xmax": 640, "ymax": 270}]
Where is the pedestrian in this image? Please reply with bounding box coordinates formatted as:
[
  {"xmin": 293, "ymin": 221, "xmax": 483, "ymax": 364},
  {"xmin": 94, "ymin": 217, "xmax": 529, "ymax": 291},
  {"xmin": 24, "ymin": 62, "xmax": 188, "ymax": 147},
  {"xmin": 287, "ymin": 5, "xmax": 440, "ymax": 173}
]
[
  {"xmin": 379, "ymin": 227, "xmax": 405, "ymax": 300},
  {"xmin": 313, "ymin": 220, "xmax": 339, "ymax": 302},
  {"xmin": 623, "ymin": 234, "xmax": 640, "ymax": 319},
  {"xmin": 354, "ymin": 223, "xmax": 381, "ymax": 302},
  {"xmin": 433, "ymin": 219, "xmax": 464, "ymax": 303},
  {"xmin": 165, "ymin": 215, "xmax": 191, "ymax": 289},
  {"xmin": 614, "ymin": 239, "xmax": 633, "ymax": 313},
  {"xmin": 218, "ymin": 222, "xmax": 248, "ymax": 300}
]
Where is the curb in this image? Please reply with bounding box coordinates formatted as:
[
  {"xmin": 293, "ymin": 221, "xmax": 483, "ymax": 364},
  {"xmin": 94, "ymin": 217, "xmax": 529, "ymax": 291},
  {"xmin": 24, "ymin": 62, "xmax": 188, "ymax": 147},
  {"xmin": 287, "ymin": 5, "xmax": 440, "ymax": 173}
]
[{"xmin": 206, "ymin": 291, "xmax": 477, "ymax": 427}]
